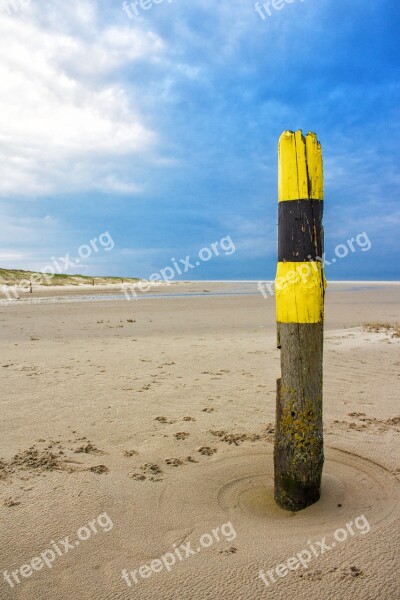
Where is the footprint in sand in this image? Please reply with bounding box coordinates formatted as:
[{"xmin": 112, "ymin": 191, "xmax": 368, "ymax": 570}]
[
  {"xmin": 165, "ymin": 456, "xmax": 198, "ymax": 467},
  {"xmin": 129, "ymin": 473, "xmax": 146, "ymax": 481},
  {"xmin": 129, "ymin": 463, "xmax": 163, "ymax": 482},
  {"xmin": 123, "ymin": 450, "xmax": 139, "ymax": 457},
  {"xmin": 198, "ymin": 447, "xmax": 217, "ymax": 456},
  {"xmin": 332, "ymin": 415, "xmax": 400, "ymax": 433},
  {"xmin": 300, "ymin": 566, "xmax": 363, "ymax": 581},
  {"xmin": 74, "ymin": 442, "xmax": 104, "ymax": 454},
  {"xmin": 165, "ymin": 458, "xmax": 184, "ymax": 467},
  {"xmin": 186, "ymin": 456, "xmax": 198, "ymax": 463},
  {"xmin": 219, "ymin": 547, "xmax": 237, "ymax": 555},
  {"xmin": 88, "ymin": 465, "xmax": 109, "ymax": 474},
  {"xmin": 343, "ymin": 567, "xmax": 364, "ymax": 579},
  {"xmin": 3, "ymin": 497, "xmax": 21, "ymax": 508},
  {"xmin": 1, "ymin": 446, "xmax": 72, "ymax": 480},
  {"xmin": 155, "ymin": 416, "xmax": 175, "ymax": 425},
  {"xmin": 210, "ymin": 430, "xmax": 264, "ymax": 446},
  {"xmin": 174, "ymin": 432, "xmax": 190, "ymax": 441},
  {"xmin": 139, "ymin": 384, "xmax": 151, "ymax": 392}
]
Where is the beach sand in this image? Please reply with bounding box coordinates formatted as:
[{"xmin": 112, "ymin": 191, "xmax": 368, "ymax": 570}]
[{"xmin": 0, "ymin": 282, "xmax": 399, "ymax": 599}]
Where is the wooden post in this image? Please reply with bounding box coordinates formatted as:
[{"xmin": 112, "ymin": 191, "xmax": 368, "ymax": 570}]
[{"xmin": 274, "ymin": 130, "xmax": 326, "ymax": 512}]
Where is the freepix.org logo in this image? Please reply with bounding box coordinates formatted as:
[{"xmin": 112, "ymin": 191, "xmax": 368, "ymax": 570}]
[
  {"xmin": 259, "ymin": 514, "xmax": 371, "ymax": 588},
  {"xmin": 1, "ymin": 231, "xmax": 115, "ymax": 303},
  {"xmin": 121, "ymin": 235, "xmax": 236, "ymax": 300},
  {"xmin": 257, "ymin": 231, "xmax": 372, "ymax": 300},
  {"xmin": 254, "ymin": 0, "xmax": 305, "ymax": 21},
  {"xmin": 122, "ymin": 521, "xmax": 237, "ymax": 587},
  {"xmin": 122, "ymin": 0, "xmax": 173, "ymax": 20},
  {"xmin": 3, "ymin": 513, "xmax": 113, "ymax": 589}
]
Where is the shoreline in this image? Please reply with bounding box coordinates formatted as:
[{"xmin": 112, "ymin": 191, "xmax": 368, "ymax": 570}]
[{"xmin": 0, "ymin": 279, "xmax": 399, "ymax": 304}]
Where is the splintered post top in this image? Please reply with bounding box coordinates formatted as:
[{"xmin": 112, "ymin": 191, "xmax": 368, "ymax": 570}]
[{"xmin": 278, "ymin": 130, "xmax": 323, "ymax": 202}]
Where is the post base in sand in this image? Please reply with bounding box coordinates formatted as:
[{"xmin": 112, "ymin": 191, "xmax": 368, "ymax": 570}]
[{"xmin": 274, "ymin": 473, "xmax": 321, "ymax": 512}]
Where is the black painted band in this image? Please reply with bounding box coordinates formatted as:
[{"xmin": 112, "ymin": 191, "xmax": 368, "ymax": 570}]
[{"xmin": 278, "ymin": 200, "xmax": 323, "ymax": 262}]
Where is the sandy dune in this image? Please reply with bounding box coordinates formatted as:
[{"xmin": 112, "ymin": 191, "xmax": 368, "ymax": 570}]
[{"xmin": 0, "ymin": 282, "xmax": 399, "ymax": 599}]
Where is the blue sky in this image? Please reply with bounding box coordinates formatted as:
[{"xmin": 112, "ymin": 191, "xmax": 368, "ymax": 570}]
[{"xmin": 0, "ymin": 0, "xmax": 399, "ymax": 280}]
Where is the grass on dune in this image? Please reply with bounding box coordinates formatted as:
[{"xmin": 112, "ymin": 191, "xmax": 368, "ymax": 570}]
[
  {"xmin": 0, "ymin": 268, "xmax": 140, "ymax": 287},
  {"xmin": 363, "ymin": 322, "xmax": 400, "ymax": 338}
]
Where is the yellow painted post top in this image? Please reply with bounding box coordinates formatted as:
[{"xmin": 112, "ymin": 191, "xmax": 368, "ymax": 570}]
[
  {"xmin": 278, "ymin": 130, "xmax": 324, "ymax": 201},
  {"xmin": 276, "ymin": 130, "xmax": 325, "ymax": 324}
]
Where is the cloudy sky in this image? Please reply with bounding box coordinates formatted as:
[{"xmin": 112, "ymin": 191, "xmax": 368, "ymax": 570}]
[{"xmin": 0, "ymin": 0, "xmax": 399, "ymax": 280}]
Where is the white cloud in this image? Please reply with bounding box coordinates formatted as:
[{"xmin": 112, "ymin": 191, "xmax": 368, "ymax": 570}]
[
  {"xmin": 0, "ymin": 251, "xmax": 30, "ymax": 263},
  {"xmin": 92, "ymin": 175, "xmax": 143, "ymax": 195},
  {"xmin": 0, "ymin": 4, "xmax": 165, "ymax": 196}
]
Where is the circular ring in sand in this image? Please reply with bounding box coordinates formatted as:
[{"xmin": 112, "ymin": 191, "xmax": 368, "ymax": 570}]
[
  {"xmin": 217, "ymin": 448, "xmax": 399, "ymax": 530},
  {"xmin": 159, "ymin": 447, "xmax": 399, "ymax": 540}
]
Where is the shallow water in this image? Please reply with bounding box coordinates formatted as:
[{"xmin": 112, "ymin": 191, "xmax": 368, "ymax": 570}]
[{"xmin": 0, "ymin": 281, "xmax": 392, "ymax": 306}]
